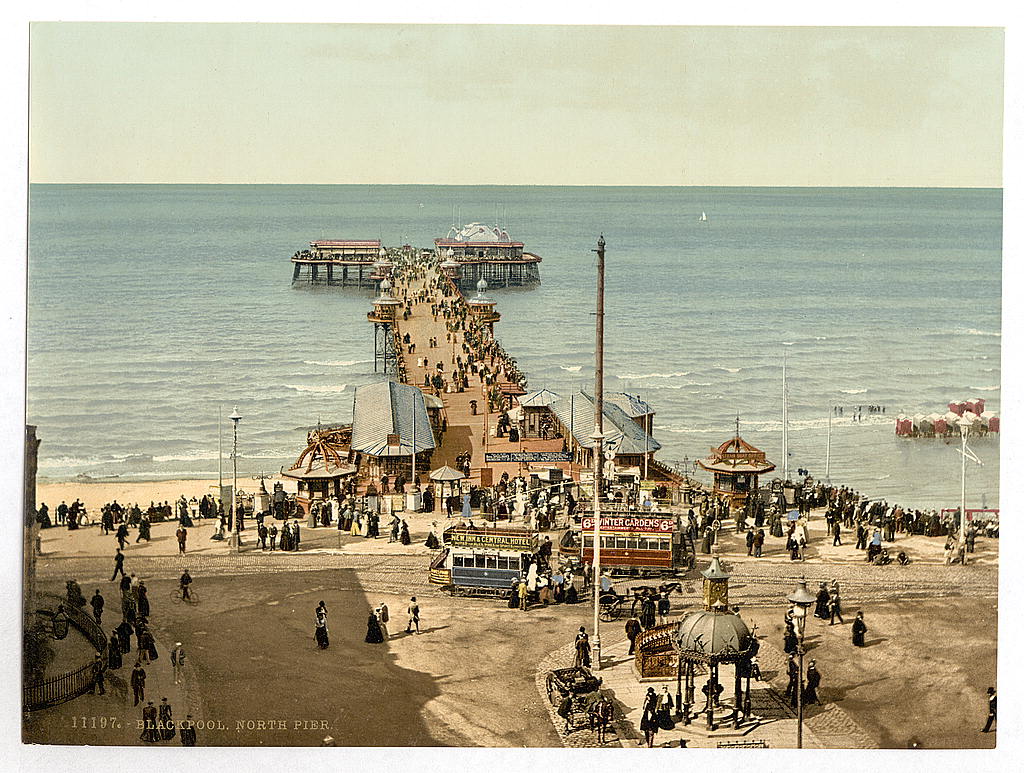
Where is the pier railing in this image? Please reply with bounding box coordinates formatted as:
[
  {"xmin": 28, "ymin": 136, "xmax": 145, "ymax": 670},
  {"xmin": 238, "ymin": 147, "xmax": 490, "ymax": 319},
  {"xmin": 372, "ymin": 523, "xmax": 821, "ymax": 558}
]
[{"xmin": 23, "ymin": 594, "xmax": 108, "ymax": 712}]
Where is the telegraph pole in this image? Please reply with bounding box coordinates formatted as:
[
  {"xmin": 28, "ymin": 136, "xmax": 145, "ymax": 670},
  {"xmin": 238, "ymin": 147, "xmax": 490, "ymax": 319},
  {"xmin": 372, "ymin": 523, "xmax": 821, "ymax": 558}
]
[{"xmin": 591, "ymin": 234, "xmax": 606, "ymax": 670}]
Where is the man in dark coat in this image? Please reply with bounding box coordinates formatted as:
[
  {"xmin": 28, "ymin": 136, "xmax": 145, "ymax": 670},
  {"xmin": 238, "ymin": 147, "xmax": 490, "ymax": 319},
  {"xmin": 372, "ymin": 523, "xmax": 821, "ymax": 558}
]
[
  {"xmin": 982, "ymin": 687, "xmax": 996, "ymax": 732},
  {"xmin": 832, "ymin": 520, "xmax": 842, "ymax": 546},
  {"xmin": 140, "ymin": 700, "xmax": 159, "ymax": 742},
  {"xmin": 90, "ymin": 589, "xmax": 104, "ymax": 624},
  {"xmin": 625, "ymin": 616, "xmax": 642, "ymax": 654},
  {"xmin": 753, "ymin": 529, "xmax": 765, "ymax": 557},
  {"xmin": 131, "ymin": 661, "xmax": 146, "ymax": 706},
  {"xmin": 745, "ymin": 528, "xmax": 755, "ymax": 556},
  {"xmin": 91, "ymin": 653, "xmax": 106, "ymax": 694},
  {"xmin": 111, "ymin": 549, "xmax": 126, "ymax": 581},
  {"xmin": 116, "ymin": 523, "xmax": 129, "ymax": 549},
  {"xmin": 784, "ymin": 654, "xmax": 800, "ymax": 708}
]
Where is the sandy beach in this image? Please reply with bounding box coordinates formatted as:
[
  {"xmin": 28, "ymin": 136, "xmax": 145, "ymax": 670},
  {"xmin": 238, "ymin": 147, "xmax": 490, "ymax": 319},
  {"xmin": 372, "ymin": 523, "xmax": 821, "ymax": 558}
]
[{"xmin": 36, "ymin": 476, "xmax": 298, "ymax": 520}]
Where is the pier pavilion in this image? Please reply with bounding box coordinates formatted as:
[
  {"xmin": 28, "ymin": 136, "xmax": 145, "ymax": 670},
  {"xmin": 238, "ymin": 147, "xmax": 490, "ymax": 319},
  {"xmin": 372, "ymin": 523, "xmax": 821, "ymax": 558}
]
[
  {"xmin": 697, "ymin": 433, "xmax": 775, "ymax": 510},
  {"xmin": 434, "ymin": 223, "xmax": 541, "ymax": 289},
  {"xmin": 350, "ymin": 380, "xmax": 436, "ymax": 484},
  {"xmin": 291, "ymin": 239, "xmax": 383, "ymax": 287}
]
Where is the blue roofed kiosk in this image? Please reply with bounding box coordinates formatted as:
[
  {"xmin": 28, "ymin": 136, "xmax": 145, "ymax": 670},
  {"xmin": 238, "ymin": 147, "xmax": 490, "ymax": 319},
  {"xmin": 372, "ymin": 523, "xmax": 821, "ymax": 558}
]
[{"xmin": 350, "ymin": 380, "xmax": 436, "ymax": 484}]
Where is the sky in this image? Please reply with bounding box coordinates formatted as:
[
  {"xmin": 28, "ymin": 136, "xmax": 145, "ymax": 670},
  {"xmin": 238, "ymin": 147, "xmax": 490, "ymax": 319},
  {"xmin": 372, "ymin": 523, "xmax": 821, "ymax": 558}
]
[{"xmin": 28, "ymin": 23, "xmax": 1004, "ymax": 187}]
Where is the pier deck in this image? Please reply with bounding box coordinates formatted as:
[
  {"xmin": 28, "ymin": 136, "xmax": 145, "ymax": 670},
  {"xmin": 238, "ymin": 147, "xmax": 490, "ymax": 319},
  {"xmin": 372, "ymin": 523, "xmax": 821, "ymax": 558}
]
[{"xmin": 391, "ymin": 271, "xmax": 574, "ymax": 486}]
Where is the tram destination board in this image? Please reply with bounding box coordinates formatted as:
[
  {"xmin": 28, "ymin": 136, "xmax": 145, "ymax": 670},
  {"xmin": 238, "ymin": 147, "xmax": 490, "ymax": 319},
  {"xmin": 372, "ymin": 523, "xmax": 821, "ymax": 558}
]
[
  {"xmin": 579, "ymin": 516, "xmax": 675, "ymax": 533},
  {"xmin": 484, "ymin": 451, "xmax": 572, "ymax": 463},
  {"xmin": 449, "ymin": 531, "xmax": 536, "ymax": 551}
]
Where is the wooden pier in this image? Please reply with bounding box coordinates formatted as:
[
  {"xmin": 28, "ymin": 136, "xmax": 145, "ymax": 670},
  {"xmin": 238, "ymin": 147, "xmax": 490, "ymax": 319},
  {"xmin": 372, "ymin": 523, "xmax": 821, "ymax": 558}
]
[{"xmin": 384, "ymin": 267, "xmax": 571, "ymax": 487}]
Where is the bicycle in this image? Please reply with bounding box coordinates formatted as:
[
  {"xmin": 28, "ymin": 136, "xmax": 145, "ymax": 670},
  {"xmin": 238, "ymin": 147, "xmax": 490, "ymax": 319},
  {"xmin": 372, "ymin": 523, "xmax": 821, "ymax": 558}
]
[{"xmin": 169, "ymin": 587, "xmax": 200, "ymax": 605}]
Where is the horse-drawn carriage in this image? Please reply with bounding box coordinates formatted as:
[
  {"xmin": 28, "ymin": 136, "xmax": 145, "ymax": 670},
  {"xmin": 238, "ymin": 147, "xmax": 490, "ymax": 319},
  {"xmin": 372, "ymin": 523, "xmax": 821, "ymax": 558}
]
[
  {"xmin": 598, "ymin": 582, "xmax": 682, "ymax": 622},
  {"xmin": 545, "ymin": 666, "xmax": 603, "ymax": 730}
]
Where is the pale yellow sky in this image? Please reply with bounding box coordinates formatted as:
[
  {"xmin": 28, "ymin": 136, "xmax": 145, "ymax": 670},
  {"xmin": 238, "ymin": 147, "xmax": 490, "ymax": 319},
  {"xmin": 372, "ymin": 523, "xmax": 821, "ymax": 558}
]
[{"xmin": 28, "ymin": 24, "xmax": 1004, "ymax": 186}]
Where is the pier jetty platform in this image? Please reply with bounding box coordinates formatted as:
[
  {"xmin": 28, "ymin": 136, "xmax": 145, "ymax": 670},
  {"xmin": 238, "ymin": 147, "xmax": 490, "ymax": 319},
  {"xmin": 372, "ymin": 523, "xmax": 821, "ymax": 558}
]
[{"xmin": 291, "ymin": 222, "xmax": 541, "ymax": 291}]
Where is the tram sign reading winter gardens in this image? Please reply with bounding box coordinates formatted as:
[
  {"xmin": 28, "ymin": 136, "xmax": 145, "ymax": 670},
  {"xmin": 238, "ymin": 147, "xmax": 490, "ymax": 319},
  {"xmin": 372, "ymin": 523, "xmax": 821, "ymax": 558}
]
[{"xmin": 579, "ymin": 516, "xmax": 675, "ymax": 533}]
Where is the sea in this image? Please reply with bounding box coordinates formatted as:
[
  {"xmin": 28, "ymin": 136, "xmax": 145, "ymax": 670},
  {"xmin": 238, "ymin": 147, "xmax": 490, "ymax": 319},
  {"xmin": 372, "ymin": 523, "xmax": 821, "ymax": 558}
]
[{"xmin": 27, "ymin": 185, "xmax": 1002, "ymax": 511}]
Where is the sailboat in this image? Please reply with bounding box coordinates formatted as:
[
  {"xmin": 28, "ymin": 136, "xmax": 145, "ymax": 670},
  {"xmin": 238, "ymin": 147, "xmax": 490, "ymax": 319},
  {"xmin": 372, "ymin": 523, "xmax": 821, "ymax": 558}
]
[{"xmin": 698, "ymin": 211, "xmax": 709, "ymax": 223}]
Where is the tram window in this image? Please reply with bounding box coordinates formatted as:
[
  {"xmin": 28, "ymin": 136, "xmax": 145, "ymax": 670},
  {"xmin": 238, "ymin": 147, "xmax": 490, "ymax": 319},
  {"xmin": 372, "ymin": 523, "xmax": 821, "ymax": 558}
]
[
  {"xmin": 660, "ymin": 539, "xmax": 670, "ymax": 551},
  {"xmin": 615, "ymin": 537, "xmax": 628, "ymax": 550},
  {"xmin": 497, "ymin": 556, "xmax": 509, "ymax": 569},
  {"xmin": 626, "ymin": 537, "xmax": 639, "ymax": 549},
  {"xmin": 453, "ymin": 555, "xmax": 465, "ymax": 567},
  {"xmin": 601, "ymin": 536, "xmax": 614, "ymax": 550},
  {"xmin": 475, "ymin": 555, "xmax": 487, "ymax": 568},
  {"xmin": 485, "ymin": 555, "xmax": 498, "ymax": 569},
  {"xmin": 583, "ymin": 534, "xmax": 591, "ymax": 548}
]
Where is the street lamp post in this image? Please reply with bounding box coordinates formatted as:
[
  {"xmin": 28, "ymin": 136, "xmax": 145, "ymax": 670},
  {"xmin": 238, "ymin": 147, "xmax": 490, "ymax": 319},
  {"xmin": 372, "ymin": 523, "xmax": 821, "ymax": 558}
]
[
  {"xmin": 787, "ymin": 578, "xmax": 816, "ymax": 749},
  {"xmin": 229, "ymin": 407, "xmax": 242, "ymax": 552}
]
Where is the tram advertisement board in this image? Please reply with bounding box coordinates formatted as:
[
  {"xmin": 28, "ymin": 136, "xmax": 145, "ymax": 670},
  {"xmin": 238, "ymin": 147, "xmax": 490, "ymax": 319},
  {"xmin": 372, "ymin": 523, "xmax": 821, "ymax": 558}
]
[
  {"xmin": 449, "ymin": 531, "xmax": 535, "ymax": 551},
  {"xmin": 579, "ymin": 516, "xmax": 674, "ymax": 533}
]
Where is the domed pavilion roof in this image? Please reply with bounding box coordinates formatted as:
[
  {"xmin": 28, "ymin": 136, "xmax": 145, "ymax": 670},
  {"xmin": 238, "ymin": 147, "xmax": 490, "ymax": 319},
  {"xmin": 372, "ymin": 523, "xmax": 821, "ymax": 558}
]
[
  {"xmin": 673, "ymin": 609, "xmax": 753, "ymax": 663},
  {"xmin": 698, "ymin": 434, "xmax": 775, "ymax": 475},
  {"xmin": 446, "ymin": 222, "xmax": 513, "ymax": 243}
]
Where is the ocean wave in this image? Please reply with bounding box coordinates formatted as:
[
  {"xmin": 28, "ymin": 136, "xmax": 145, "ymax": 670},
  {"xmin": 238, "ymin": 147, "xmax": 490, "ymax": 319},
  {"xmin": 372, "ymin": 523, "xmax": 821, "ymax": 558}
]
[
  {"xmin": 839, "ymin": 388, "xmax": 868, "ymax": 395},
  {"xmin": 284, "ymin": 384, "xmax": 348, "ymax": 394},
  {"xmin": 618, "ymin": 371, "xmax": 691, "ymax": 380},
  {"xmin": 559, "ymin": 365, "xmax": 583, "ymax": 372},
  {"xmin": 969, "ymin": 385, "xmax": 1000, "ymax": 392},
  {"xmin": 715, "ymin": 366, "xmax": 742, "ymax": 373},
  {"xmin": 782, "ymin": 342, "xmax": 795, "ymax": 346},
  {"xmin": 303, "ymin": 359, "xmax": 371, "ymax": 367},
  {"xmin": 958, "ymin": 329, "xmax": 1001, "ymax": 337}
]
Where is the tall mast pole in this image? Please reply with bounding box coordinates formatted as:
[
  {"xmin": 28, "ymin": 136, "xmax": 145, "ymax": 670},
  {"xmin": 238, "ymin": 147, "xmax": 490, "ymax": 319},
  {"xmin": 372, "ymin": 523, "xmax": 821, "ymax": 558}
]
[
  {"xmin": 591, "ymin": 234, "xmax": 606, "ymax": 670},
  {"xmin": 825, "ymin": 405, "xmax": 832, "ymax": 483},
  {"xmin": 218, "ymin": 405, "xmax": 223, "ymax": 499},
  {"xmin": 412, "ymin": 390, "xmax": 417, "ymax": 496},
  {"xmin": 960, "ymin": 424, "xmax": 968, "ymax": 563},
  {"xmin": 782, "ymin": 348, "xmax": 789, "ymax": 481}
]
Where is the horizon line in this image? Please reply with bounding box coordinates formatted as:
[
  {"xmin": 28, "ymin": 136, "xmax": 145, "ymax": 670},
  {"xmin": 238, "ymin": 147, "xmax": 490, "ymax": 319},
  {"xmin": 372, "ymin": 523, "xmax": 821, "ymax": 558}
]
[{"xmin": 27, "ymin": 182, "xmax": 1004, "ymax": 190}]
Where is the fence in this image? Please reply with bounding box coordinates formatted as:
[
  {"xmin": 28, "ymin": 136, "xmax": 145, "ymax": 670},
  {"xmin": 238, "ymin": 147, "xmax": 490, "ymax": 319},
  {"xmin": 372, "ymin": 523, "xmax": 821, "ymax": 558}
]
[
  {"xmin": 23, "ymin": 593, "xmax": 109, "ymax": 712},
  {"xmin": 717, "ymin": 739, "xmax": 769, "ymax": 748}
]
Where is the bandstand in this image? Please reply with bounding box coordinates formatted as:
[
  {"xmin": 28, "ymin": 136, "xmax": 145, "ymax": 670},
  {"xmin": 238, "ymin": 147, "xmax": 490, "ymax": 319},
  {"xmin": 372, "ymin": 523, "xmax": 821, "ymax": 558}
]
[
  {"xmin": 698, "ymin": 429, "xmax": 775, "ymax": 510},
  {"xmin": 672, "ymin": 556, "xmax": 757, "ymax": 729}
]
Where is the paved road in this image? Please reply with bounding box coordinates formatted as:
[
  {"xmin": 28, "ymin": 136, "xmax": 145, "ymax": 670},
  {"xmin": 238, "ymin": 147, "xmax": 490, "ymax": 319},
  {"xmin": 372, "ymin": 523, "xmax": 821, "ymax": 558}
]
[{"xmin": 37, "ymin": 548, "xmax": 996, "ymax": 604}]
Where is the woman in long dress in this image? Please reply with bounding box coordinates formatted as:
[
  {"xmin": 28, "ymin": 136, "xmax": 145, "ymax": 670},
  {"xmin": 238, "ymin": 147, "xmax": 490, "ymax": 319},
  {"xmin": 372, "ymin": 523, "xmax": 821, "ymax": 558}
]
[
  {"xmin": 814, "ymin": 583, "xmax": 830, "ymax": 619},
  {"xmin": 108, "ymin": 632, "xmax": 123, "ymax": 669},
  {"xmin": 639, "ymin": 687, "xmax": 659, "ymax": 747},
  {"xmin": 365, "ymin": 610, "xmax": 385, "ymax": 644},
  {"xmin": 852, "ymin": 611, "xmax": 867, "ymax": 646},
  {"xmin": 350, "ymin": 513, "xmax": 362, "ymax": 537},
  {"xmin": 158, "ymin": 697, "xmax": 175, "ymax": 740},
  {"xmin": 315, "ymin": 616, "xmax": 330, "ymax": 649}
]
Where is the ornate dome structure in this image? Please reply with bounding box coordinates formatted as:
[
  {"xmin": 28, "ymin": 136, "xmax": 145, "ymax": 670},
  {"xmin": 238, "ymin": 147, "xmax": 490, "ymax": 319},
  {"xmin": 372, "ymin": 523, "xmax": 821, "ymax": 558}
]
[
  {"xmin": 674, "ymin": 610, "xmax": 753, "ymax": 662},
  {"xmin": 445, "ymin": 222, "xmax": 513, "ymax": 243}
]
